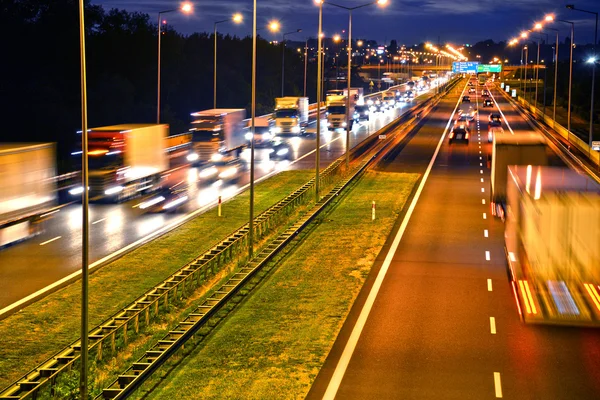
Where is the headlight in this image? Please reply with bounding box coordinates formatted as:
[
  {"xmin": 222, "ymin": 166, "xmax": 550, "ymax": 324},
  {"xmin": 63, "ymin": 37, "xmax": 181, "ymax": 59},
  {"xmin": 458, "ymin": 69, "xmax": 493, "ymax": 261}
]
[
  {"xmin": 327, "ymin": 122, "xmax": 332, "ymax": 127},
  {"xmin": 219, "ymin": 167, "xmax": 238, "ymax": 179},
  {"xmin": 245, "ymin": 132, "xmax": 253, "ymax": 140},
  {"xmin": 69, "ymin": 186, "xmax": 85, "ymax": 195},
  {"xmin": 342, "ymin": 122, "xmax": 347, "ymax": 127},
  {"xmin": 139, "ymin": 196, "xmax": 165, "ymax": 210},
  {"xmin": 367, "ymin": 99, "xmax": 373, "ymax": 105},
  {"xmin": 162, "ymin": 196, "xmax": 188, "ymax": 210},
  {"xmin": 199, "ymin": 166, "xmax": 218, "ymax": 178},
  {"xmin": 291, "ymin": 126, "xmax": 301, "ymax": 134},
  {"xmin": 365, "ymin": 111, "xmax": 369, "ymax": 115},
  {"xmin": 264, "ymin": 131, "xmax": 273, "ymax": 140},
  {"xmin": 276, "ymin": 148, "xmax": 289, "ymax": 156},
  {"xmin": 271, "ymin": 127, "xmax": 282, "ymax": 134},
  {"xmin": 186, "ymin": 153, "xmax": 199, "ymax": 162},
  {"xmin": 211, "ymin": 153, "xmax": 224, "ymax": 162},
  {"xmin": 104, "ymin": 186, "xmax": 124, "ymax": 196}
]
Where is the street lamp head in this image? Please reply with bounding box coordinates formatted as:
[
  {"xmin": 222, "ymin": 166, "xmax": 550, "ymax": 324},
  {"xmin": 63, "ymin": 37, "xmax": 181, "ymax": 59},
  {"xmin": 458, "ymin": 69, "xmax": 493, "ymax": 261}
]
[
  {"xmin": 377, "ymin": 0, "xmax": 389, "ymax": 7},
  {"xmin": 232, "ymin": 13, "xmax": 243, "ymax": 23},
  {"xmin": 534, "ymin": 23, "xmax": 543, "ymax": 30},
  {"xmin": 545, "ymin": 14, "xmax": 554, "ymax": 22},
  {"xmin": 588, "ymin": 56, "xmax": 597, "ymax": 64},
  {"xmin": 297, "ymin": 29, "xmax": 303, "ymax": 33},
  {"xmin": 180, "ymin": 2, "xmax": 193, "ymax": 14},
  {"xmin": 314, "ymin": 0, "xmax": 324, "ymax": 4},
  {"xmin": 357, "ymin": 40, "xmax": 364, "ymax": 47},
  {"xmin": 521, "ymin": 31, "xmax": 529, "ymax": 38},
  {"xmin": 269, "ymin": 20, "xmax": 280, "ymax": 32},
  {"xmin": 333, "ymin": 34, "xmax": 341, "ymax": 42}
]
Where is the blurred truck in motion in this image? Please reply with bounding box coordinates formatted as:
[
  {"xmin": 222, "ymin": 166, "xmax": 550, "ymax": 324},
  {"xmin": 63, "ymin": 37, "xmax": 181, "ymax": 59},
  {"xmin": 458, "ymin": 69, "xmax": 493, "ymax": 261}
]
[
  {"xmin": 71, "ymin": 124, "xmax": 168, "ymax": 202},
  {"xmin": 0, "ymin": 143, "xmax": 56, "ymax": 247},
  {"xmin": 189, "ymin": 109, "xmax": 246, "ymax": 164},
  {"xmin": 326, "ymin": 95, "xmax": 352, "ymax": 130},
  {"xmin": 271, "ymin": 97, "xmax": 309, "ymax": 136},
  {"xmin": 505, "ymin": 166, "xmax": 600, "ymax": 326},
  {"xmin": 491, "ymin": 133, "xmax": 548, "ymax": 219}
]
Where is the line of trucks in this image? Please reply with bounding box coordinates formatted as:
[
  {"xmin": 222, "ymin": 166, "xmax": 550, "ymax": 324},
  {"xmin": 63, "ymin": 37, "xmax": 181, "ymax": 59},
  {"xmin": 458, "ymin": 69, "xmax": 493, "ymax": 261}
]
[{"xmin": 490, "ymin": 132, "xmax": 600, "ymax": 326}]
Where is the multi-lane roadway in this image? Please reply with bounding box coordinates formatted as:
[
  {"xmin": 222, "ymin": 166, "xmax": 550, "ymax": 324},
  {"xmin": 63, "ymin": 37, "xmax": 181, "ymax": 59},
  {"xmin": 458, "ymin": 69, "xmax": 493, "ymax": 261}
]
[
  {"xmin": 308, "ymin": 79, "xmax": 600, "ymax": 399},
  {"xmin": 0, "ymin": 83, "xmax": 439, "ymax": 311}
]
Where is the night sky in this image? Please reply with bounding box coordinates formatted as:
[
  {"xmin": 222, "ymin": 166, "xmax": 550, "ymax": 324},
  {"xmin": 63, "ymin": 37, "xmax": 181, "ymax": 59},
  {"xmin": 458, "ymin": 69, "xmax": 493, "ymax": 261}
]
[{"xmin": 93, "ymin": 0, "xmax": 600, "ymax": 46}]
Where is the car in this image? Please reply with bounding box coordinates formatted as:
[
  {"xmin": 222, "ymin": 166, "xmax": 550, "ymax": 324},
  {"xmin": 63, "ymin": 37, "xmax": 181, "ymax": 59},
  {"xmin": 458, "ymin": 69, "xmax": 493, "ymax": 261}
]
[
  {"xmin": 449, "ymin": 124, "xmax": 469, "ymax": 144},
  {"xmin": 462, "ymin": 95, "xmax": 471, "ymax": 102},
  {"xmin": 353, "ymin": 105, "xmax": 370, "ymax": 122},
  {"xmin": 483, "ymin": 99, "xmax": 493, "ymax": 108},
  {"xmin": 468, "ymin": 88, "xmax": 476, "ymax": 94},
  {"xmin": 269, "ymin": 137, "xmax": 292, "ymax": 161},
  {"xmin": 482, "ymin": 90, "xmax": 490, "ymax": 97},
  {"xmin": 488, "ymin": 113, "xmax": 502, "ymax": 127},
  {"xmin": 406, "ymin": 90, "xmax": 415, "ymax": 100},
  {"xmin": 138, "ymin": 182, "xmax": 190, "ymax": 213}
]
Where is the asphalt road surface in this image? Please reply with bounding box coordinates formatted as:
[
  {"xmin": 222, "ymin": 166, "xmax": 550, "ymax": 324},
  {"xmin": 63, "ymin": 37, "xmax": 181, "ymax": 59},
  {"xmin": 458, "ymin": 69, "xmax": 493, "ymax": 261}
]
[
  {"xmin": 0, "ymin": 84, "xmax": 439, "ymax": 310},
  {"xmin": 308, "ymin": 79, "xmax": 600, "ymax": 399}
]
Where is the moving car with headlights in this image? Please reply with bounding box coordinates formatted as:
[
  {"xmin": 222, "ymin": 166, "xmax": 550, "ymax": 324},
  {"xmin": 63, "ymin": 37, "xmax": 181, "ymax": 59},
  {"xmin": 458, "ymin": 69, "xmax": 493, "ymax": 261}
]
[
  {"xmin": 462, "ymin": 95, "xmax": 471, "ymax": 102},
  {"xmin": 483, "ymin": 98, "xmax": 493, "ymax": 108},
  {"xmin": 468, "ymin": 88, "xmax": 476, "ymax": 94},
  {"xmin": 449, "ymin": 124, "xmax": 470, "ymax": 145},
  {"xmin": 383, "ymin": 92, "xmax": 396, "ymax": 108},
  {"xmin": 271, "ymin": 97, "xmax": 309, "ymax": 137},
  {"xmin": 188, "ymin": 108, "xmax": 247, "ymax": 164},
  {"xmin": 268, "ymin": 137, "xmax": 293, "ymax": 161},
  {"xmin": 456, "ymin": 114, "xmax": 471, "ymax": 126},
  {"xmin": 367, "ymin": 97, "xmax": 385, "ymax": 113},
  {"xmin": 488, "ymin": 113, "xmax": 502, "ymax": 127},
  {"xmin": 353, "ymin": 105, "xmax": 370, "ymax": 122},
  {"xmin": 138, "ymin": 181, "xmax": 190, "ymax": 213},
  {"xmin": 326, "ymin": 95, "xmax": 353, "ymax": 130}
]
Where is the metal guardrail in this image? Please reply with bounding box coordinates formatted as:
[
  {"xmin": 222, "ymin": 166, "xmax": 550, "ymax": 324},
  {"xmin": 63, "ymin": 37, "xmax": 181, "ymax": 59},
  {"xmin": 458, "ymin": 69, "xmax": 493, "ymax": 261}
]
[
  {"xmin": 96, "ymin": 77, "xmax": 455, "ymax": 399},
  {"xmin": 0, "ymin": 77, "xmax": 453, "ymax": 400}
]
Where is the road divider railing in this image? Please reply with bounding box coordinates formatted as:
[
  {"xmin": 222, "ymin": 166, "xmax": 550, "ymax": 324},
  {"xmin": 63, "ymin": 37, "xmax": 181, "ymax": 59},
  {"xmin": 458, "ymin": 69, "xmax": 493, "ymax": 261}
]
[{"xmin": 0, "ymin": 77, "xmax": 458, "ymax": 400}]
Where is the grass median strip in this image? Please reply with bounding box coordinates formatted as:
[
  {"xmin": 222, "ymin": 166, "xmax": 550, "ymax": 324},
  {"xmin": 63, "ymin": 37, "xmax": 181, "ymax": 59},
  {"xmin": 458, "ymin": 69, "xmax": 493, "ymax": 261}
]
[
  {"xmin": 140, "ymin": 170, "xmax": 419, "ymax": 400},
  {"xmin": 0, "ymin": 170, "xmax": 313, "ymax": 390}
]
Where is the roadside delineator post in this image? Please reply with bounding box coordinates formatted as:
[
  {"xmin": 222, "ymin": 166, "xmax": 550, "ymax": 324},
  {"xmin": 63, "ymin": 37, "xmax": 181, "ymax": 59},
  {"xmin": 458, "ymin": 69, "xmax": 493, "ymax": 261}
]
[
  {"xmin": 218, "ymin": 196, "xmax": 222, "ymax": 217},
  {"xmin": 372, "ymin": 200, "xmax": 376, "ymax": 221}
]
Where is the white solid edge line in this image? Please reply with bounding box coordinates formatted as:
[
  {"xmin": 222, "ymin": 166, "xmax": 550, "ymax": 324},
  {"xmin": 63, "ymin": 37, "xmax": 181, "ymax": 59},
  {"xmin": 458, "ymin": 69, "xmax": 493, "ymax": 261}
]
[
  {"xmin": 487, "ymin": 278, "xmax": 493, "ymax": 291},
  {"xmin": 322, "ymin": 80, "xmax": 469, "ymax": 400},
  {"xmin": 490, "ymin": 317, "xmax": 497, "ymax": 334},
  {"xmin": 494, "ymin": 372, "xmax": 503, "ymax": 398},
  {"xmin": 92, "ymin": 218, "xmax": 106, "ymax": 225},
  {"xmin": 0, "ymin": 96, "xmax": 410, "ymax": 318},
  {"xmin": 489, "ymin": 88, "xmax": 515, "ymax": 135},
  {"xmin": 39, "ymin": 236, "xmax": 62, "ymax": 246}
]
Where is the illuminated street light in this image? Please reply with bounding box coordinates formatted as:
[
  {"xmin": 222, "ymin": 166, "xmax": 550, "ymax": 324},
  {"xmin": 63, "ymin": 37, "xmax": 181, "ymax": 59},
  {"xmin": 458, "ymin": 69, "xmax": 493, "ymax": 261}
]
[
  {"xmin": 333, "ymin": 34, "xmax": 341, "ymax": 42},
  {"xmin": 545, "ymin": 14, "xmax": 554, "ymax": 21},
  {"xmin": 521, "ymin": 31, "xmax": 529, "ymax": 38},
  {"xmin": 157, "ymin": 2, "xmax": 194, "ymax": 123},
  {"xmin": 214, "ymin": 12, "xmax": 244, "ymax": 108},
  {"xmin": 269, "ymin": 20, "xmax": 280, "ymax": 32}
]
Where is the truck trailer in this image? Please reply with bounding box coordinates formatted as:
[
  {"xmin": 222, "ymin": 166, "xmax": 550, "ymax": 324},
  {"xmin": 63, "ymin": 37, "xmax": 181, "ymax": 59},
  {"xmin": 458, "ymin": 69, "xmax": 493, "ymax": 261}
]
[
  {"xmin": 271, "ymin": 97, "xmax": 309, "ymax": 136},
  {"xmin": 71, "ymin": 124, "xmax": 168, "ymax": 202},
  {"xmin": 189, "ymin": 108, "xmax": 246, "ymax": 164},
  {"xmin": 505, "ymin": 166, "xmax": 600, "ymax": 326},
  {"xmin": 0, "ymin": 143, "xmax": 56, "ymax": 247},
  {"xmin": 491, "ymin": 133, "xmax": 548, "ymax": 219}
]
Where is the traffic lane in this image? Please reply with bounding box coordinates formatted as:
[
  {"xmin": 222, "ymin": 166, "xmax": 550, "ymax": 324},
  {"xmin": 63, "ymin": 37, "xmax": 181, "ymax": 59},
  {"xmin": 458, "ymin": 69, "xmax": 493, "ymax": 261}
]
[
  {"xmin": 0, "ymin": 89, "xmax": 439, "ymax": 309},
  {"xmin": 307, "ymin": 81, "xmax": 473, "ymax": 399},
  {"xmin": 488, "ymin": 85, "xmax": 567, "ymax": 167}
]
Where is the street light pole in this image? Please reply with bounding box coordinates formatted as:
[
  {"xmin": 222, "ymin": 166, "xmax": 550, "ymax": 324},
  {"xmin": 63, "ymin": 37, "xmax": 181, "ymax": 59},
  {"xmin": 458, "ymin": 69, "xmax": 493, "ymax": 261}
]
[
  {"xmin": 567, "ymin": 5, "xmax": 598, "ymax": 150},
  {"xmin": 304, "ymin": 39, "xmax": 308, "ymax": 97},
  {"xmin": 249, "ymin": 0, "xmax": 257, "ymax": 258},
  {"xmin": 316, "ymin": 1, "xmax": 323, "ymax": 202},
  {"xmin": 77, "ymin": 0, "xmax": 89, "ymax": 397},
  {"xmin": 556, "ymin": 19, "xmax": 575, "ymax": 134}
]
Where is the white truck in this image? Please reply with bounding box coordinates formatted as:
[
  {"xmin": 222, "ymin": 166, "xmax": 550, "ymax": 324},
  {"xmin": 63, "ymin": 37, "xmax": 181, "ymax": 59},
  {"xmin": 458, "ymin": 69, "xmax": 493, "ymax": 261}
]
[
  {"xmin": 505, "ymin": 166, "xmax": 600, "ymax": 325},
  {"xmin": 326, "ymin": 95, "xmax": 352, "ymax": 130},
  {"xmin": 0, "ymin": 143, "xmax": 56, "ymax": 247},
  {"xmin": 189, "ymin": 109, "xmax": 247, "ymax": 164},
  {"xmin": 71, "ymin": 124, "xmax": 168, "ymax": 201},
  {"xmin": 490, "ymin": 133, "xmax": 548, "ymax": 219},
  {"xmin": 271, "ymin": 97, "xmax": 309, "ymax": 136}
]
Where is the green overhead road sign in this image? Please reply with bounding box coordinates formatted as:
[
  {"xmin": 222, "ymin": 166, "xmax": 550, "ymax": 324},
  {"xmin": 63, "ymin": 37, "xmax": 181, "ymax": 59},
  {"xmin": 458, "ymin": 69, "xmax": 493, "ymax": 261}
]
[{"xmin": 477, "ymin": 64, "xmax": 502, "ymax": 73}]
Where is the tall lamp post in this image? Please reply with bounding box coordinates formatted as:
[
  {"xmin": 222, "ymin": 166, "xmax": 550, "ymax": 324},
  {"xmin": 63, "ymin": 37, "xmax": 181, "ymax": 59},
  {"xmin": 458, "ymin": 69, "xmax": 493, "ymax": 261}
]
[
  {"xmin": 315, "ymin": 1, "xmax": 323, "ymax": 202},
  {"xmin": 214, "ymin": 13, "xmax": 243, "ymax": 109},
  {"xmin": 552, "ymin": 16, "xmax": 575, "ymax": 135},
  {"xmin": 281, "ymin": 29, "xmax": 303, "ymax": 97},
  {"xmin": 157, "ymin": 2, "xmax": 193, "ymax": 123},
  {"xmin": 304, "ymin": 39, "xmax": 309, "ymax": 97},
  {"xmin": 317, "ymin": 0, "xmax": 389, "ymax": 168},
  {"xmin": 541, "ymin": 20, "xmax": 560, "ymax": 126},
  {"xmin": 567, "ymin": 4, "xmax": 598, "ymax": 150},
  {"xmin": 77, "ymin": 0, "xmax": 89, "ymax": 397}
]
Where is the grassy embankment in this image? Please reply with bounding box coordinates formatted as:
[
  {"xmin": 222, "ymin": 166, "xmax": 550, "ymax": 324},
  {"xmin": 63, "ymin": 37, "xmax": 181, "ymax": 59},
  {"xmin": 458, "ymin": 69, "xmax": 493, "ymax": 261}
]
[{"xmin": 141, "ymin": 170, "xmax": 420, "ymax": 400}]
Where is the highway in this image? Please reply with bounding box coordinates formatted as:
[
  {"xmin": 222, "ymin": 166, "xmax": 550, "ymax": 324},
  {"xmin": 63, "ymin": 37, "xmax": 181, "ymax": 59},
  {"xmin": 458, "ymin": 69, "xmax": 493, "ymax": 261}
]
[
  {"xmin": 0, "ymin": 84, "xmax": 438, "ymax": 311},
  {"xmin": 307, "ymin": 79, "xmax": 600, "ymax": 399}
]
